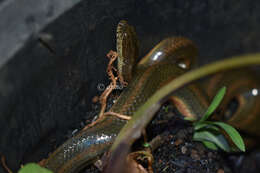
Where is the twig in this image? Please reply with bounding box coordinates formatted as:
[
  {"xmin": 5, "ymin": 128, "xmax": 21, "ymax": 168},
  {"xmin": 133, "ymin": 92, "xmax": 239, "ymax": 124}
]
[
  {"xmin": 83, "ymin": 50, "xmax": 129, "ymax": 131},
  {"xmin": 82, "ymin": 111, "xmax": 130, "ymax": 131},
  {"xmin": 1, "ymin": 155, "xmax": 13, "ymax": 173},
  {"xmin": 103, "ymin": 112, "xmax": 131, "ymax": 120},
  {"xmin": 147, "ymin": 132, "xmax": 169, "ymax": 152},
  {"xmin": 98, "ymin": 50, "xmax": 119, "ymax": 117}
]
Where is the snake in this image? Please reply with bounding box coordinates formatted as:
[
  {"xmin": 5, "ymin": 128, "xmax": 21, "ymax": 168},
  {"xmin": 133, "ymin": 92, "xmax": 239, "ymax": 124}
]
[{"xmin": 40, "ymin": 20, "xmax": 260, "ymax": 173}]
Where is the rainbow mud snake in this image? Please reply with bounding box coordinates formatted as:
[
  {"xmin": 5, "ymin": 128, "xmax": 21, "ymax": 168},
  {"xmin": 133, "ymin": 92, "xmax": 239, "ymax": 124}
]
[{"xmin": 40, "ymin": 20, "xmax": 260, "ymax": 172}]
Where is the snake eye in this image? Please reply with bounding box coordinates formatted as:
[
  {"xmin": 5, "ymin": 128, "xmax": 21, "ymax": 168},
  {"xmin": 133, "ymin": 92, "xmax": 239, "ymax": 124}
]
[
  {"xmin": 223, "ymin": 97, "xmax": 239, "ymax": 120},
  {"xmin": 176, "ymin": 58, "xmax": 191, "ymax": 70}
]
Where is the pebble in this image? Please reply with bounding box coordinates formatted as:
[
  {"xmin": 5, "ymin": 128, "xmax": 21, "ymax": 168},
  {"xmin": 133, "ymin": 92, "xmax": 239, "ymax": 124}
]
[
  {"xmin": 191, "ymin": 149, "xmax": 200, "ymax": 160},
  {"xmin": 80, "ymin": 122, "xmax": 85, "ymax": 128},
  {"xmin": 92, "ymin": 96, "xmax": 99, "ymax": 103},
  {"xmin": 208, "ymin": 152, "xmax": 213, "ymax": 158},
  {"xmin": 187, "ymin": 127, "xmax": 194, "ymax": 134},
  {"xmin": 175, "ymin": 139, "xmax": 183, "ymax": 146},
  {"xmin": 176, "ymin": 129, "xmax": 188, "ymax": 139},
  {"xmin": 165, "ymin": 112, "xmax": 175, "ymax": 119},
  {"xmin": 72, "ymin": 129, "xmax": 78, "ymax": 136},
  {"xmin": 195, "ymin": 143, "xmax": 206, "ymax": 155},
  {"xmin": 171, "ymin": 160, "xmax": 185, "ymax": 168},
  {"xmin": 181, "ymin": 146, "xmax": 187, "ymax": 154}
]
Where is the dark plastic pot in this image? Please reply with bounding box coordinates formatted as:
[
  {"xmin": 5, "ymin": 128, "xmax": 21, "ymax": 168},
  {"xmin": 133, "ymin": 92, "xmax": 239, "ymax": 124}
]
[{"xmin": 1, "ymin": 0, "xmax": 260, "ymax": 172}]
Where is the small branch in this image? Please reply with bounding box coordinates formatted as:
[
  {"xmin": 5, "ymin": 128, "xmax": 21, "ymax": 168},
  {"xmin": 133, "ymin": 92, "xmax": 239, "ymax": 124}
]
[
  {"xmin": 98, "ymin": 51, "xmax": 119, "ymax": 117},
  {"xmin": 148, "ymin": 132, "xmax": 169, "ymax": 152},
  {"xmin": 1, "ymin": 155, "xmax": 13, "ymax": 173},
  {"xmin": 83, "ymin": 50, "xmax": 130, "ymax": 131},
  {"xmin": 103, "ymin": 112, "xmax": 131, "ymax": 120},
  {"xmin": 83, "ymin": 111, "xmax": 130, "ymax": 131}
]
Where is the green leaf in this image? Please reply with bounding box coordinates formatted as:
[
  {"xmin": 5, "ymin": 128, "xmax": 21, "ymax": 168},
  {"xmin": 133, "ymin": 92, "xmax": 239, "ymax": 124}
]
[
  {"xmin": 143, "ymin": 142, "xmax": 150, "ymax": 148},
  {"xmin": 194, "ymin": 123, "xmax": 219, "ymax": 131},
  {"xmin": 18, "ymin": 163, "xmax": 53, "ymax": 173},
  {"xmin": 202, "ymin": 141, "xmax": 218, "ymax": 150},
  {"xmin": 184, "ymin": 117, "xmax": 197, "ymax": 121},
  {"xmin": 212, "ymin": 122, "xmax": 245, "ymax": 152},
  {"xmin": 199, "ymin": 86, "xmax": 226, "ymax": 122},
  {"xmin": 193, "ymin": 131, "xmax": 230, "ymax": 152},
  {"xmin": 163, "ymin": 106, "xmax": 169, "ymax": 113}
]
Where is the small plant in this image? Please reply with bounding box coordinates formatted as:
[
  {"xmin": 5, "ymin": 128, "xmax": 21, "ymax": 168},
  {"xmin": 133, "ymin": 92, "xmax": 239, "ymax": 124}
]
[
  {"xmin": 162, "ymin": 105, "xmax": 169, "ymax": 113},
  {"xmin": 143, "ymin": 142, "xmax": 150, "ymax": 148},
  {"xmin": 186, "ymin": 86, "xmax": 245, "ymax": 152},
  {"xmin": 18, "ymin": 163, "xmax": 53, "ymax": 173}
]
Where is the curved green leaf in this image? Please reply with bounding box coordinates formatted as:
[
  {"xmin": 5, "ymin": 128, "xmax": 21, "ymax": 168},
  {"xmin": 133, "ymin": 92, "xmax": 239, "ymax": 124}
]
[
  {"xmin": 212, "ymin": 122, "xmax": 245, "ymax": 152},
  {"xmin": 194, "ymin": 123, "xmax": 219, "ymax": 131},
  {"xmin": 202, "ymin": 141, "xmax": 218, "ymax": 150},
  {"xmin": 199, "ymin": 86, "xmax": 226, "ymax": 122},
  {"xmin": 184, "ymin": 117, "xmax": 197, "ymax": 121},
  {"xmin": 193, "ymin": 131, "xmax": 230, "ymax": 152}
]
